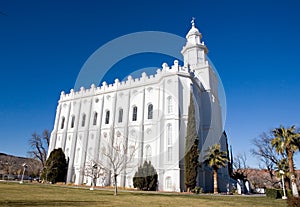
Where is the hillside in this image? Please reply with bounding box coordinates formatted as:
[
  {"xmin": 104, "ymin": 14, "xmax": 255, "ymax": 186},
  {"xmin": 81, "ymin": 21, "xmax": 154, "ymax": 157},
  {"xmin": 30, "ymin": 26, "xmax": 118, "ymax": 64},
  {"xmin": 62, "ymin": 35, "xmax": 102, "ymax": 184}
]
[{"xmin": 0, "ymin": 152, "xmax": 42, "ymax": 178}]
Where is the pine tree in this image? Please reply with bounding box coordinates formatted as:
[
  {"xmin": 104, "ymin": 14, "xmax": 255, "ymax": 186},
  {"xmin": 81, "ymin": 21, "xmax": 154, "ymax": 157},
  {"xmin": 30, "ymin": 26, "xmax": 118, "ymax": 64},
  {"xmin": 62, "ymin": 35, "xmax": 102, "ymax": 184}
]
[
  {"xmin": 42, "ymin": 148, "xmax": 67, "ymax": 183},
  {"xmin": 184, "ymin": 93, "xmax": 199, "ymax": 192}
]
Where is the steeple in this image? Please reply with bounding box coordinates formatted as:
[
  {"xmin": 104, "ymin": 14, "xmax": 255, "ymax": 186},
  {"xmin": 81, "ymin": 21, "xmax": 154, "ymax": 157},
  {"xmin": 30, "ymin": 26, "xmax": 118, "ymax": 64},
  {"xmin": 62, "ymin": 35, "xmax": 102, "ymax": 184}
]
[{"xmin": 181, "ymin": 18, "xmax": 208, "ymax": 67}]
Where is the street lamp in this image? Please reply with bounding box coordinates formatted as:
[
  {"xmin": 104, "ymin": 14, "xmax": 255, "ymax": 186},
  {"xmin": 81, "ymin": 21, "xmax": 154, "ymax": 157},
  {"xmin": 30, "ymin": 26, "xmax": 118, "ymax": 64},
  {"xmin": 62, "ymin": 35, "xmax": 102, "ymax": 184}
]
[
  {"xmin": 279, "ymin": 170, "xmax": 287, "ymax": 199},
  {"xmin": 20, "ymin": 163, "xmax": 27, "ymax": 184}
]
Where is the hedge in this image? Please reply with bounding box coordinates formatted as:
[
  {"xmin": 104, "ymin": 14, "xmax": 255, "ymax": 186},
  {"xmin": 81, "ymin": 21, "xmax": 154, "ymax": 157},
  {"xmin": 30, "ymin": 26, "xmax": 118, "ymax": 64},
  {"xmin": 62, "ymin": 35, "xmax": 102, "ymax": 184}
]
[{"xmin": 266, "ymin": 188, "xmax": 292, "ymax": 199}]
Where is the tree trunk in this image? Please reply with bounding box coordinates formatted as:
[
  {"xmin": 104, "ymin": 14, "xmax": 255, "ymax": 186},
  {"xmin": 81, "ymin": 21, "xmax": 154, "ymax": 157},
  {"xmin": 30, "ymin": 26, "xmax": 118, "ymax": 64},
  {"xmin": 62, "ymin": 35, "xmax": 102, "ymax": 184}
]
[
  {"xmin": 284, "ymin": 177, "xmax": 291, "ymax": 191},
  {"xmin": 213, "ymin": 168, "xmax": 218, "ymax": 194},
  {"xmin": 287, "ymin": 150, "xmax": 299, "ymax": 197},
  {"xmin": 114, "ymin": 174, "xmax": 118, "ymax": 196}
]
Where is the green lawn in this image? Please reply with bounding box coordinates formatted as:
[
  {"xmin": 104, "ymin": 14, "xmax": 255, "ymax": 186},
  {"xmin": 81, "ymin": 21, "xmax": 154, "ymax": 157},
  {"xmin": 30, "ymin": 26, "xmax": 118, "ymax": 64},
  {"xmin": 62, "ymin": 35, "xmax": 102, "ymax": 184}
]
[{"xmin": 0, "ymin": 182, "xmax": 287, "ymax": 207}]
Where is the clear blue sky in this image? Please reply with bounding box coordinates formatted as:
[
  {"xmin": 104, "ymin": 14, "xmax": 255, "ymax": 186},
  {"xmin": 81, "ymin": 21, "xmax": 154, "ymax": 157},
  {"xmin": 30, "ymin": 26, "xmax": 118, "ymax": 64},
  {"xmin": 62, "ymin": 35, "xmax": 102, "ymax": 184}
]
[{"xmin": 1, "ymin": 0, "xmax": 299, "ymax": 167}]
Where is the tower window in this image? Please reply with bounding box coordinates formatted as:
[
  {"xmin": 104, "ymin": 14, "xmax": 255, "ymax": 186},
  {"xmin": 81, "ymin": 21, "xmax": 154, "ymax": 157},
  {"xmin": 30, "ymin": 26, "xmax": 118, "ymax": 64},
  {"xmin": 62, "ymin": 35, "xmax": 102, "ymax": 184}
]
[
  {"xmin": 93, "ymin": 112, "xmax": 98, "ymax": 125},
  {"xmin": 81, "ymin": 113, "xmax": 86, "ymax": 127},
  {"xmin": 148, "ymin": 104, "xmax": 153, "ymax": 119},
  {"xmin": 132, "ymin": 106, "xmax": 137, "ymax": 121},
  {"xmin": 118, "ymin": 108, "xmax": 123, "ymax": 123},
  {"xmin": 105, "ymin": 110, "xmax": 110, "ymax": 124}
]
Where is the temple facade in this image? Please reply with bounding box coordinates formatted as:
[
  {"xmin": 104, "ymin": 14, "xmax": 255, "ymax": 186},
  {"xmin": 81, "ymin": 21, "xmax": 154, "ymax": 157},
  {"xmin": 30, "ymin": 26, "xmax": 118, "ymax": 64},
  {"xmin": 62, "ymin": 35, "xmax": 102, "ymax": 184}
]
[{"xmin": 48, "ymin": 22, "xmax": 229, "ymax": 192}]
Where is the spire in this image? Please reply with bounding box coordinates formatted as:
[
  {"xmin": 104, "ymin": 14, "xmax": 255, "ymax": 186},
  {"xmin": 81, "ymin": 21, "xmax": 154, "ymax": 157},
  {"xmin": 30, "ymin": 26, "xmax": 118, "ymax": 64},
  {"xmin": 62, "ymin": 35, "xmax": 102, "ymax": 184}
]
[
  {"xmin": 191, "ymin": 17, "xmax": 196, "ymax": 27},
  {"xmin": 186, "ymin": 17, "xmax": 202, "ymax": 41}
]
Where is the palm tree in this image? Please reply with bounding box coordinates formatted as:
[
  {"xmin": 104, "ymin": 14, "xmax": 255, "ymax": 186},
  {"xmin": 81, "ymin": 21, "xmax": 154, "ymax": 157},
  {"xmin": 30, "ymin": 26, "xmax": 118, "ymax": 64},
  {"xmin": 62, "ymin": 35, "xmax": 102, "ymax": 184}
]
[
  {"xmin": 271, "ymin": 125, "xmax": 300, "ymax": 197},
  {"xmin": 204, "ymin": 144, "xmax": 229, "ymax": 194}
]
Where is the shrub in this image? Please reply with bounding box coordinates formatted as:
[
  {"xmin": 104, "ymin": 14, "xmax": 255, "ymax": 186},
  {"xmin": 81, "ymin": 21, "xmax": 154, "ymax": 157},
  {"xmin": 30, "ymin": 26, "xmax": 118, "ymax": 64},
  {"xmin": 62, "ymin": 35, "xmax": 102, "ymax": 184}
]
[
  {"xmin": 133, "ymin": 161, "xmax": 158, "ymax": 191},
  {"xmin": 266, "ymin": 188, "xmax": 279, "ymax": 199},
  {"xmin": 191, "ymin": 186, "xmax": 203, "ymax": 194},
  {"xmin": 266, "ymin": 188, "xmax": 293, "ymax": 199}
]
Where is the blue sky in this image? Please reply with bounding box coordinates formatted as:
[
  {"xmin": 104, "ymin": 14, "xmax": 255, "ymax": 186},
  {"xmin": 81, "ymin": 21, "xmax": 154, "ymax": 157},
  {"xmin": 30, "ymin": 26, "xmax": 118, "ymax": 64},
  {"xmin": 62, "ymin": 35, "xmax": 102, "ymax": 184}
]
[{"xmin": 1, "ymin": 0, "xmax": 300, "ymax": 167}]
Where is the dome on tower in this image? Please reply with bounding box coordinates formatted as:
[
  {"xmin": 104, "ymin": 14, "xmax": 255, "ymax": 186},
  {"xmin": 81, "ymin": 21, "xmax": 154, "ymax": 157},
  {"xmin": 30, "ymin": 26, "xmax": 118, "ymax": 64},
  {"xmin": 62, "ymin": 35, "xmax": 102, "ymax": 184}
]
[
  {"xmin": 186, "ymin": 25, "xmax": 201, "ymax": 39},
  {"xmin": 186, "ymin": 18, "xmax": 202, "ymax": 39}
]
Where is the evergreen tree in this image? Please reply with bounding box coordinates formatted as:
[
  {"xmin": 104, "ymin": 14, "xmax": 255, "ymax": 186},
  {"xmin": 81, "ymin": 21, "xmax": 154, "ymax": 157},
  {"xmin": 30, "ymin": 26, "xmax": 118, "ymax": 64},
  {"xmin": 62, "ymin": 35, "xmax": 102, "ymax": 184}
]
[
  {"xmin": 184, "ymin": 94, "xmax": 199, "ymax": 192},
  {"xmin": 42, "ymin": 148, "xmax": 67, "ymax": 184},
  {"xmin": 133, "ymin": 161, "xmax": 158, "ymax": 191}
]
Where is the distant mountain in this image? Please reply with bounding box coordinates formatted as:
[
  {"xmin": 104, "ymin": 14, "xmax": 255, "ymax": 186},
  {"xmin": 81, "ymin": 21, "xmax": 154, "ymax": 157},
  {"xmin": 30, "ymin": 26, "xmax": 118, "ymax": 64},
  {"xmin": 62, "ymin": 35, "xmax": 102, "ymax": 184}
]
[{"xmin": 0, "ymin": 152, "xmax": 42, "ymax": 177}]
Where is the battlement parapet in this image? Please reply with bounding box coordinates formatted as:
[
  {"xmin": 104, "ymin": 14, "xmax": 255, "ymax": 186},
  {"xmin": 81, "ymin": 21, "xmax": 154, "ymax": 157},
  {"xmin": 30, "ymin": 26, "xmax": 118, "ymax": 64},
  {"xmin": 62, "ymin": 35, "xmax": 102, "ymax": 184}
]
[{"xmin": 59, "ymin": 60, "xmax": 189, "ymax": 102}]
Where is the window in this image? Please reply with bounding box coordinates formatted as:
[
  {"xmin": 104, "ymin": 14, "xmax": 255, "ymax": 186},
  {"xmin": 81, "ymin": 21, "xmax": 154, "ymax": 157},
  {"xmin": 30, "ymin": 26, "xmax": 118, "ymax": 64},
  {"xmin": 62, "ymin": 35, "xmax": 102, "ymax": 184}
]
[
  {"xmin": 81, "ymin": 114, "xmax": 86, "ymax": 127},
  {"xmin": 93, "ymin": 112, "xmax": 98, "ymax": 125},
  {"xmin": 167, "ymin": 147, "xmax": 172, "ymax": 161},
  {"xmin": 165, "ymin": 177, "xmax": 172, "ymax": 190},
  {"xmin": 167, "ymin": 96, "xmax": 173, "ymax": 113},
  {"xmin": 145, "ymin": 145, "xmax": 152, "ymax": 161},
  {"xmin": 118, "ymin": 108, "xmax": 123, "ymax": 123},
  {"xmin": 167, "ymin": 124, "xmax": 172, "ymax": 145},
  {"xmin": 105, "ymin": 110, "xmax": 110, "ymax": 124},
  {"xmin": 71, "ymin": 115, "xmax": 75, "ymax": 128},
  {"xmin": 61, "ymin": 117, "xmax": 65, "ymax": 129},
  {"xmin": 148, "ymin": 104, "xmax": 153, "ymax": 119},
  {"xmin": 132, "ymin": 106, "xmax": 137, "ymax": 121}
]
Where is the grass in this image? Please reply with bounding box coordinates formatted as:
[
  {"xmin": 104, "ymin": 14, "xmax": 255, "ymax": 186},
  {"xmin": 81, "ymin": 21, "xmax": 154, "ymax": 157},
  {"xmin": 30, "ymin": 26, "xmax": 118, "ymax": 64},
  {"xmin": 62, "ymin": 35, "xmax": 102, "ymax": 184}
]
[{"xmin": 0, "ymin": 182, "xmax": 287, "ymax": 207}]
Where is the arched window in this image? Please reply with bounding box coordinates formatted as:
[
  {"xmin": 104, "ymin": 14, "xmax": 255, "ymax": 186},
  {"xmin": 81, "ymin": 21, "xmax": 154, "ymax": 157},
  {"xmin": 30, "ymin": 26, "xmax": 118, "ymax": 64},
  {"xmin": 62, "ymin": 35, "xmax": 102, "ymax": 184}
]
[
  {"xmin": 118, "ymin": 108, "xmax": 123, "ymax": 123},
  {"xmin": 81, "ymin": 113, "xmax": 86, "ymax": 127},
  {"xmin": 145, "ymin": 145, "xmax": 152, "ymax": 161},
  {"xmin": 70, "ymin": 115, "xmax": 75, "ymax": 128},
  {"xmin": 167, "ymin": 96, "xmax": 173, "ymax": 113},
  {"xmin": 167, "ymin": 124, "xmax": 172, "ymax": 145},
  {"xmin": 93, "ymin": 112, "xmax": 98, "ymax": 125},
  {"xmin": 105, "ymin": 110, "xmax": 110, "ymax": 124},
  {"xmin": 165, "ymin": 177, "xmax": 172, "ymax": 190},
  {"xmin": 132, "ymin": 106, "xmax": 137, "ymax": 121},
  {"xmin": 148, "ymin": 104, "xmax": 153, "ymax": 119},
  {"xmin": 61, "ymin": 116, "xmax": 65, "ymax": 129}
]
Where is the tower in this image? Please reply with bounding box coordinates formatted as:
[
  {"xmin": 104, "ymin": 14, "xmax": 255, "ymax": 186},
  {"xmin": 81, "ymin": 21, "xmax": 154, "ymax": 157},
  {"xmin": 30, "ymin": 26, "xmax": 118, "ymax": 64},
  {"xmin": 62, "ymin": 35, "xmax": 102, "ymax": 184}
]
[
  {"xmin": 181, "ymin": 19, "xmax": 218, "ymax": 98},
  {"xmin": 181, "ymin": 19, "xmax": 224, "ymax": 192}
]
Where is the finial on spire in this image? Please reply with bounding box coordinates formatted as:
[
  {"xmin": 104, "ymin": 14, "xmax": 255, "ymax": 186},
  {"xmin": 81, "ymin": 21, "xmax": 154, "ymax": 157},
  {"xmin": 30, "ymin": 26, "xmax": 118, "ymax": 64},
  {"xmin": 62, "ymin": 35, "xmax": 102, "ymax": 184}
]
[{"xmin": 191, "ymin": 17, "xmax": 196, "ymax": 27}]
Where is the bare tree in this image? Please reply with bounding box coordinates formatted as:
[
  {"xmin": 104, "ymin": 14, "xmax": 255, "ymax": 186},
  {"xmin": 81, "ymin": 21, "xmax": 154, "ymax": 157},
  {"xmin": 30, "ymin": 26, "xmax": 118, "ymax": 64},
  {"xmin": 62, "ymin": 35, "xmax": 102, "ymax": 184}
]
[
  {"xmin": 251, "ymin": 131, "xmax": 288, "ymax": 188},
  {"xmin": 232, "ymin": 153, "xmax": 249, "ymax": 185},
  {"xmin": 28, "ymin": 130, "xmax": 50, "ymax": 167},
  {"xmin": 102, "ymin": 137, "xmax": 137, "ymax": 196},
  {"xmin": 84, "ymin": 160, "xmax": 106, "ymax": 190},
  {"xmin": 251, "ymin": 132, "xmax": 283, "ymax": 166}
]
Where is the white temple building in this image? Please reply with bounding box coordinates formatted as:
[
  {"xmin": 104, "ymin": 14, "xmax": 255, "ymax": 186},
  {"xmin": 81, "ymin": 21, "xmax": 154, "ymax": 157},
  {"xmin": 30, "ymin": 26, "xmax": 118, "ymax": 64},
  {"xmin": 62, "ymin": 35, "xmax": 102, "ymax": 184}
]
[{"xmin": 48, "ymin": 21, "xmax": 230, "ymax": 192}]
